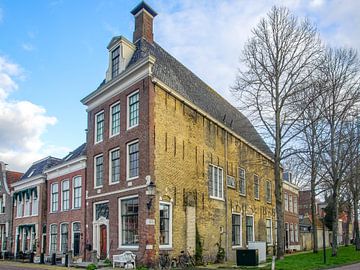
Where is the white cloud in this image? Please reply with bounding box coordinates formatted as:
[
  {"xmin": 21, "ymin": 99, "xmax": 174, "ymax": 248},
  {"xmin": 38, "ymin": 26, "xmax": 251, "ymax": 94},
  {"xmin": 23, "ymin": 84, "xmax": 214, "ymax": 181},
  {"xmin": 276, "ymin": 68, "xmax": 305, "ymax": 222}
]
[
  {"xmin": 154, "ymin": 0, "xmax": 360, "ymax": 104},
  {"xmin": 0, "ymin": 56, "xmax": 69, "ymax": 172}
]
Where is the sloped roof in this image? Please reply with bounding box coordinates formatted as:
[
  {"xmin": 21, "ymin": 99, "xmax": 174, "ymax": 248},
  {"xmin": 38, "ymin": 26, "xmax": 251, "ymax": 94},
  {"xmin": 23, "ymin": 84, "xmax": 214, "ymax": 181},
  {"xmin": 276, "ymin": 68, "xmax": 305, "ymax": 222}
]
[
  {"xmin": 21, "ymin": 157, "xmax": 62, "ymax": 180},
  {"xmin": 6, "ymin": 171, "xmax": 23, "ymax": 187},
  {"xmin": 127, "ymin": 39, "xmax": 273, "ymax": 157},
  {"xmin": 62, "ymin": 143, "xmax": 87, "ymax": 163}
]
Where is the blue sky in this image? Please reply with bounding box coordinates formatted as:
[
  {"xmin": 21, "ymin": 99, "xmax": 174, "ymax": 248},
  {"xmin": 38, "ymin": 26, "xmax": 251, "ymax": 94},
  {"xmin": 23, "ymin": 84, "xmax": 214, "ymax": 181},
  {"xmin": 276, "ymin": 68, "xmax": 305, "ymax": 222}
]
[{"xmin": 0, "ymin": 0, "xmax": 359, "ymax": 171}]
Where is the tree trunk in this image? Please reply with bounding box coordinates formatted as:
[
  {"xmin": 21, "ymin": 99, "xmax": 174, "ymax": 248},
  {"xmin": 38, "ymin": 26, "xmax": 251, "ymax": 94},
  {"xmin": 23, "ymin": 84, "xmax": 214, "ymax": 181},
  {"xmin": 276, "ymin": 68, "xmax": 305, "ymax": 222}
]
[
  {"xmin": 331, "ymin": 189, "xmax": 339, "ymax": 256},
  {"xmin": 344, "ymin": 205, "xmax": 351, "ymax": 247},
  {"xmin": 310, "ymin": 154, "xmax": 318, "ymax": 253},
  {"xmin": 353, "ymin": 196, "xmax": 360, "ymax": 250}
]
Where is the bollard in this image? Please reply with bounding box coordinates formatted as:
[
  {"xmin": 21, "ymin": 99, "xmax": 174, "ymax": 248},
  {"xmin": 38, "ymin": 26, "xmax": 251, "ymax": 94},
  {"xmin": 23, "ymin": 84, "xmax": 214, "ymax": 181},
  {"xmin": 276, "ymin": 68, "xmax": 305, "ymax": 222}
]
[
  {"xmin": 40, "ymin": 253, "xmax": 44, "ymax": 264},
  {"xmin": 64, "ymin": 253, "xmax": 68, "ymax": 267}
]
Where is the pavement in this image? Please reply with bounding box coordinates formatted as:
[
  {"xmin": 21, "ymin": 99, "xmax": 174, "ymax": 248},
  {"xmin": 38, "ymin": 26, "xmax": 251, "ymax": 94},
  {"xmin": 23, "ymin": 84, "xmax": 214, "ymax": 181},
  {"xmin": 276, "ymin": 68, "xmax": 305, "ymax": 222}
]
[{"xmin": 330, "ymin": 262, "xmax": 360, "ymax": 270}]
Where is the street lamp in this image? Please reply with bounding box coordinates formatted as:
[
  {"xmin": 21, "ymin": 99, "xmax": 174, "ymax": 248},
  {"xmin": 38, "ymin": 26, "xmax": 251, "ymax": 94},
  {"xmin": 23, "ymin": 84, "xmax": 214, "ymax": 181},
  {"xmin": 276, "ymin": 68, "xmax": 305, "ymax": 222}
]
[{"xmin": 146, "ymin": 181, "xmax": 156, "ymax": 211}]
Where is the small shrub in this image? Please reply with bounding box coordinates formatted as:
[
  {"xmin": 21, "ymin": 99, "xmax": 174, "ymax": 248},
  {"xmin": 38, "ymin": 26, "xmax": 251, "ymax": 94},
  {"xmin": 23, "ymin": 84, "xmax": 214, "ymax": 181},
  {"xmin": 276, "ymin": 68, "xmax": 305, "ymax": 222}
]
[
  {"xmin": 86, "ymin": 263, "xmax": 97, "ymax": 270},
  {"xmin": 103, "ymin": 258, "xmax": 112, "ymax": 265},
  {"xmin": 215, "ymin": 242, "xmax": 225, "ymax": 263},
  {"xmin": 136, "ymin": 266, "xmax": 148, "ymax": 270}
]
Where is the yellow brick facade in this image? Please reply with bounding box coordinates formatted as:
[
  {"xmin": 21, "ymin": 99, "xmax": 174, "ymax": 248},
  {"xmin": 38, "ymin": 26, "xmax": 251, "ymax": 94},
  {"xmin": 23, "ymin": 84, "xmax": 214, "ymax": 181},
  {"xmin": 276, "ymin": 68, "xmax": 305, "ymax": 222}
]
[{"xmin": 152, "ymin": 84, "xmax": 276, "ymax": 263}]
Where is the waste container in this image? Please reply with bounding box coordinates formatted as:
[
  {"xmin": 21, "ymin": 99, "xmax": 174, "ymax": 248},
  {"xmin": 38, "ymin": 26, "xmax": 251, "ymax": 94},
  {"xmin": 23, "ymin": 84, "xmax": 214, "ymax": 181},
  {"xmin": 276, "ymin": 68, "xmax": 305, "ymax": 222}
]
[{"xmin": 236, "ymin": 249, "xmax": 258, "ymax": 266}]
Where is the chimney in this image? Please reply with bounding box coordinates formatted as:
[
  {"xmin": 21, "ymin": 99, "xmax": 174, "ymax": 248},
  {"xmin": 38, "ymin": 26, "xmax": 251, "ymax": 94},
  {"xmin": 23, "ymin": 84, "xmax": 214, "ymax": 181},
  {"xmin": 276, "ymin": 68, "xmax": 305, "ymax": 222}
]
[{"xmin": 131, "ymin": 1, "xmax": 157, "ymax": 44}]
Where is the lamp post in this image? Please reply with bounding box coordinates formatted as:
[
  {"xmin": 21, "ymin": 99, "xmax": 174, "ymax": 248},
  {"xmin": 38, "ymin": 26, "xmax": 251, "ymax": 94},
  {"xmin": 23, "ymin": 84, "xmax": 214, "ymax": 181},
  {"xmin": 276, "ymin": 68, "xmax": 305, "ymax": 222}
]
[{"xmin": 145, "ymin": 181, "xmax": 156, "ymax": 268}]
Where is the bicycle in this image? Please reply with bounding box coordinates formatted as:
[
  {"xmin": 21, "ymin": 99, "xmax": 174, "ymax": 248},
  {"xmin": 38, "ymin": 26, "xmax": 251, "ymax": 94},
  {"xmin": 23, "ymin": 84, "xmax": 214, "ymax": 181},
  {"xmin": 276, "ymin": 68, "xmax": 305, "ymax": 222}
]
[
  {"xmin": 178, "ymin": 250, "xmax": 195, "ymax": 269},
  {"xmin": 159, "ymin": 252, "xmax": 171, "ymax": 270}
]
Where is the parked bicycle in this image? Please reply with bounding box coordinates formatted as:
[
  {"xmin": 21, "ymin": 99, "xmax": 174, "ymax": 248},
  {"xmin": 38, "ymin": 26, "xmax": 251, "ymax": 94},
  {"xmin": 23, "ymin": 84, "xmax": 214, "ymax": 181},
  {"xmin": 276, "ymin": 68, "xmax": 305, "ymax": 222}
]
[
  {"xmin": 159, "ymin": 252, "xmax": 171, "ymax": 270},
  {"xmin": 178, "ymin": 250, "xmax": 195, "ymax": 269}
]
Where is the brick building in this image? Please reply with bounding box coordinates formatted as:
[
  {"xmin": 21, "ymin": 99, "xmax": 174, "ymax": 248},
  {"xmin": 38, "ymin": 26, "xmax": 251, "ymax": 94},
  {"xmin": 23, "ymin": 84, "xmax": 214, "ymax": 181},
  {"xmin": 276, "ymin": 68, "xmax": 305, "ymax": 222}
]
[
  {"xmin": 0, "ymin": 162, "xmax": 23, "ymax": 255},
  {"xmin": 282, "ymin": 175, "xmax": 300, "ymax": 251},
  {"xmin": 12, "ymin": 157, "xmax": 61, "ymax": 259},
  {"xmin": 81, "ymin": 2, "xmax": 276, "ymax": 266},
  {"xmin": 298, "ymin": 190, "xmax": 321, "ymax": 218},
  {"xmin": 44, "ymin": 143, "xmax": 86, "ymax": 262}
]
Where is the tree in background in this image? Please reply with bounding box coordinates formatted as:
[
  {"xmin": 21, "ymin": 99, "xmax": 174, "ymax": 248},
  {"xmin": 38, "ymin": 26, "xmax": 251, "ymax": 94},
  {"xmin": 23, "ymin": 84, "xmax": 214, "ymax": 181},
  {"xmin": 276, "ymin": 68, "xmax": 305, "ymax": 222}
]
[{"xmin": 232, "ymin": 6, "xmax": 322, "ymax": 259}]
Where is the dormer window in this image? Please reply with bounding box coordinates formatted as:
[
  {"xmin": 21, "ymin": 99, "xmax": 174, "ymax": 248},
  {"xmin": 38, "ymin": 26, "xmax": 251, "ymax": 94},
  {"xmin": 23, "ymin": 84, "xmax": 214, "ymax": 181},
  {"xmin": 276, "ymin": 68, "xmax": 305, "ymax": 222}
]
[{"xmin": 112, "ymin": 46, "xmax": 120, "ymax": 78}]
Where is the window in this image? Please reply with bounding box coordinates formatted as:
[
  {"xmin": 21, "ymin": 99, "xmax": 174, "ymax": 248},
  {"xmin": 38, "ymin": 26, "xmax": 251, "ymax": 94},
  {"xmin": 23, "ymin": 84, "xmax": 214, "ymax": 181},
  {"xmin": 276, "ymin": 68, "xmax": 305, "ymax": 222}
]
[
  {"xmin": 24, "ymin": 198, "xmax": 30, "ymax": 216},
  {"xmin": 95, "ymin": 111, "xmax": 104, "ymax": 143},
  {"xmin": 120, "ymin": 197, "xmax": 139, "ymax": 246},
  {"xmin": 266, "ymin": 219, "xmax": 272, "ymax": 244},
  {"xmin": 127, "ymin": 141, "xmax": 139, "ymax": 180},
  {"xmin": 62, "ymin": 180, "xmax": 70, "ymax": 211},
  {"xmin": 232, "ymin": 214, "xmax": 242, "ymax": 246},
  {"xmin": 208, "ymin": 164, "xmax": 224, "ymax": 199},
  {"xmin": 246, "ymin": 216, "xmax": 254, "ymax": 244},
  {"xmin": 290, "ymin": 223, "xmax": 294, "ymax": 242},
  {"xmin": 284, "ymin": 193, "xmax": 288, "ymax": 211},
  {"xmin": 295, "ymin": 224, "xmax": 299, "ymax": 242},
  {"xmin": 239, "ymin": 168, "xmax": 246, "ymax": 196},
  {"xmin": 95, "ymin": 155, "xmax": 104, "ymax": 187},
  {"xmin": 110, "ymin": 102, "xmax": 120, "ymax": 136},
  {"xmin": 266, "ymin": 180, "xmax": 271, "ymax": 203},
  {"xmin": 160, "ymin": 202, "xmax": 172, "ymax": 247},
  {"xmin": 112, "ymin": 46, "xmax": 120, "ymax": 78},
  {"xmin": 31, "ymin": 195, "xmax": 38, "ymax": 216},
  {"xmin": 289, "ymin": 195, "xmax": 293, "ymax": 213},
  {"xmin": 50, "ymin": 224, "xmax": 57, "ymax": 254},
  {"xmin": 16, "ymin": 199, "xmax": 23, "ymax": 217},
  {"xmin": 294, "ymin": 196, "xmax": 298, "ymax": 214},
  {"xmin": 72, "ymin": 222, "xmax": 81, "ymax": 256},
  {"xmin": 73, "ymin": 176, "xmax": 82, "ymax": 209},
  {"xmin": 60, "ymin": 224, "xmax": 69, "ymax": 253},
  {"xmin": 51, "ymin": 184, "xmax": 59, "ymax": 212},
  {"xmin": 110, "ymin": 148, "xmax": 120, "ymax": 184},
  {"xmin": 254, "ymin": 175, "xmax": 259, "ymax": 200},
  {"xmin": 128, "ymin": 91, "xmax": 139, "ymax": 128},
  {"xmin": 0, "ymin": 195, "xmax": 4, "ymax": 214}
]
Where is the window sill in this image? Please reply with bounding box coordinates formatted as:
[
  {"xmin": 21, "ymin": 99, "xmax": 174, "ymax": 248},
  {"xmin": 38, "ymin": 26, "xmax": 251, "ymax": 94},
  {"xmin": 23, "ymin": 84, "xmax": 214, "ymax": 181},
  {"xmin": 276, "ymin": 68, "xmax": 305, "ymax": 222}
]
[
  {"xmin": 159, "ymin": 245, "xmax": 172, "ymax": 250},
  {"xmin": 240, "ymin": 193, "xmax": 246, "ymax": 197},
  {"xmin": 127, "ymin": 177, "xmax": 139, "ymax": 181},
  {"xmin": 94, "ymin": 185, "xmax": 103, "ymax": 189},
  {"xmin": 118, "ymin": 246, "xmax": 139, "ymax": 251},
  {"xmin": 94, "ymin": 140, "xmax": 103, "ymax": 145},
  {"xmin": 126, "ymin": 124, "xmax": 139, "ymax": 131},
  {"xmin": 109, "ymin": 133, "xmax": 120, "ymax": 139},
  {"xmin": 209, "ymin": 196, "xmax": 225, "ymax": 202},
  {"xmin": 109, "ymin": 181, "xmax": 120, "ymax": 186},
  {"xmin": 231, "ymin": 245, "xmax": 243, "ymax": 249}
]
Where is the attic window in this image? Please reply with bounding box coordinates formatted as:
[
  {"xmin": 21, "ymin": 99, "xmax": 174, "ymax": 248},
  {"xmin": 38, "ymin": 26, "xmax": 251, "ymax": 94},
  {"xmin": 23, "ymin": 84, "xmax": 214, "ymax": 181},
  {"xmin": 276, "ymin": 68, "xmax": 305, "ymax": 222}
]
[
  {"xmin": 64, "ymin": 152, "xmax": 73, "ymax": 161},
  {"xmin": 112, "ymin": 46, "xmax": 120, "ymax": 78},
  {"xmin": 28, "ymin": 169, "xmax": 35, "ymax": 177}
]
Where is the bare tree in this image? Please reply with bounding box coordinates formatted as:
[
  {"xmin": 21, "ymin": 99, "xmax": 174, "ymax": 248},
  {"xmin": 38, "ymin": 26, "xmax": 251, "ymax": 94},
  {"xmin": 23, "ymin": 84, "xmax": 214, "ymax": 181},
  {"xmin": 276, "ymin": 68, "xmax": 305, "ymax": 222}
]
[
  {"xmin": 232, "ymin": 6, "xmax": 322, "ymax": 259},
  {"xmin": 316, "ymin": 48, "xmax": 360, "ymax": 256}
]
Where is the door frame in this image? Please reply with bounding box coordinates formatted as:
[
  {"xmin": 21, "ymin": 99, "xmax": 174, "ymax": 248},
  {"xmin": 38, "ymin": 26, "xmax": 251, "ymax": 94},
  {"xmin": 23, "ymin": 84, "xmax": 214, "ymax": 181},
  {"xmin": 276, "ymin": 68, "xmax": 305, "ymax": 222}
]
[{"xmin": 93, "ymin": 216, "xmax": 109, "ymax": 259}]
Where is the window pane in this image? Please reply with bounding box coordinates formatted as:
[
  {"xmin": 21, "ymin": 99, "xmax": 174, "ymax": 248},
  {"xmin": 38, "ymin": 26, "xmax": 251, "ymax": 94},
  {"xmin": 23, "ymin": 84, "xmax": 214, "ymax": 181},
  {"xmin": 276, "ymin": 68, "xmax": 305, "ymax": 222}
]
[
  {"xmin": 51, "ymin": 184, "xmax": 59, "ymax": 212},
  {"xmin": 95, "ymin": 155, "xmax": 103, "ymax": 187},
  {"xmin": 239, "ymin": 168, "xmax": 246, "ymax": 195},
  {"xmin": 128, "ymin": 92, "xmax": 139, "ymax": 128},
  {"xmin": 121, "ymin": 198, "xmax": 139, "ymax": 245},
  {"xmin": 50, "ymin": 225, "xmax": 57, "ymax": 253},
  {"xmin": 62, "ymin": 180, "xmax": 70, "ymax": 211},
  {"xmin": 112, "ymin": 47, "xmax": 120, "ymax": 78},
  {"xmin": 160, "ymin": 204, "xmax": 170, "ymax": 245},
  {"xmin": 111, "ymin": 149, "xmax": 120, "ymax": 183},
  {"xmin": 96, "ymin": 112, "xmax": 104, "ymax": 142},
  {"xmin": 111, "ymin": 103, "xmax": 120, "ymax": 135},
  {"xmin": 232, "ymin": 214, "xmax": 241, "ymax": 246},
  {"xmin": 246, "ymin": 216, "xmax": 254, "ymax": 243},
  {"xmin": 128, "ymin": 142, "xmax": 139, "ymax": 178},
  {"xmin": 73, "ymin": 177, "xmax": 82, "ymax": 208}
]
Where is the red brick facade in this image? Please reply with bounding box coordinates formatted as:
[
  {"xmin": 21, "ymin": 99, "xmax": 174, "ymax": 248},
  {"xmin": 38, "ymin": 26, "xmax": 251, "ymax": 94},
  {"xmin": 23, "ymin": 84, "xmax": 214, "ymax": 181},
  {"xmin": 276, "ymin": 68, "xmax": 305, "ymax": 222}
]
[{"xmin": 283, "ymin": 181, "xmax": 300, "ymax": 251}]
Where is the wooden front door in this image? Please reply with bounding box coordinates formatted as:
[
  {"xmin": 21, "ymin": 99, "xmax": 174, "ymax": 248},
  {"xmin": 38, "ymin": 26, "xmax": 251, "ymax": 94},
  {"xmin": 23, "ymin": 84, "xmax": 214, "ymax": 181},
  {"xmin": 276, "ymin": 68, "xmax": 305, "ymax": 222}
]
[{"xmin": 100, "ymin": 225, "xmax": 107, "ymax": 259}]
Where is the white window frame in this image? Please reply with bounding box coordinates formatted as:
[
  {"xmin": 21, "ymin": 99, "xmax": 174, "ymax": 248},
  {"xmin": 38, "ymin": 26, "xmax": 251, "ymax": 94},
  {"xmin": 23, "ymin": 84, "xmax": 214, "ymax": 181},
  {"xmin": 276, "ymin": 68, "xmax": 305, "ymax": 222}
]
[
  {"xmin": 72, "ymin": 176, "xmax": 82, "ymax": 209},
  {"xmin": 290, "ymin": 223, "xmax": 294, "ymax": 242},
  {"xmin": 266, "ymin": 180, "xmax": 272, "ymax": 203},
  {"xmin": 110, "ymin": 102, "xmax": 121, "ymax": 137},
  {"xmin": 284, "ymin": 192, "xmax": 289, "ymax": 212},
  {"xmin": 0, "ymin": 195, "xmax": 4, "ymax": 214},
  {"xmin": 289, "ymin": 194, "xmax": 293, "ymax": 213},
  {"xmin": 94, "ymin": 154, "xmax": 104, "ymax": 189},
  {"xmin": 266, "ymin": 218, "xmax": 272, "ymax": 245},
  {"xmin": 118, "ymin": 195, "xmax": 139, "ymax": 250},
  {"xmin": 94, "ymin": 110, "xmax": 105, "ymax": 144},
  {"xmin": 295, "ymin": 223, "xmax": 299, "ymax": 242},
  {"xmin": 126, "ymin": 140, "xmax": 139, "ymax": 181},
  {"xmin": 59, "ymin": 222, "xmax": 69, "ymax": 253},
  {"xmin": 61, "ymin": 179, "xmax": 70, "ymax": 212},
  {"xmin": 50, "ymin": 183, "xmax": 59, "ymax": 213},
  {"xmin": 49, "ymin": 223, "xmax": 58, "ymax": 254},
  {"xmin": 239, "ymin": 168, "xmax": 246, "ymax": 196},
  {"xmin": 24, "ymin": 197, "xmax": 31, "ymax": 217},
  {"xmin": 127, "ymin": 90, "xmax": 139, "ymax": 130},
  {"xmin": 109, "ymin": 147, "xmax": 120, "ymax": 185},
  {"xmin": 246, "ymin": 215, "xmax": 255, "ymax": 244},
  {"xmin": 231, "ymin": 212, "xmax": 242, "ymax": 248},
  {"xmin": 294, "ymin": 196, "xmax": 298, "ymax": 214},
  {"xmin": 31, "ymin": 193, "xmax": 39, "ymax": 217},
  {"xmin": 71, "ymin": 221, "xmax": 81, "ymax": 256},
  {"xmin": 159, "ymin": 201, "xmax": 173, "ymax": 249},
  {"xmin": 16, "ymin": 198, "xmax": 23, "ymax": 218},
  {"xmin": 209, "ymin": 164, "xmax": 224, "ymax": 200}
]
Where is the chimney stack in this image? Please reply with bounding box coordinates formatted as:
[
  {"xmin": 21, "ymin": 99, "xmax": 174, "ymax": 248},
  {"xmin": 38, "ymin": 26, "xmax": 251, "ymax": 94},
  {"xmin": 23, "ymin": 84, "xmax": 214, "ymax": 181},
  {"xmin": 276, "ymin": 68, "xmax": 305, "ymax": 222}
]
[{"xmin": 131, "ymin": 1, "xmax": 157, "ymax": 44}]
